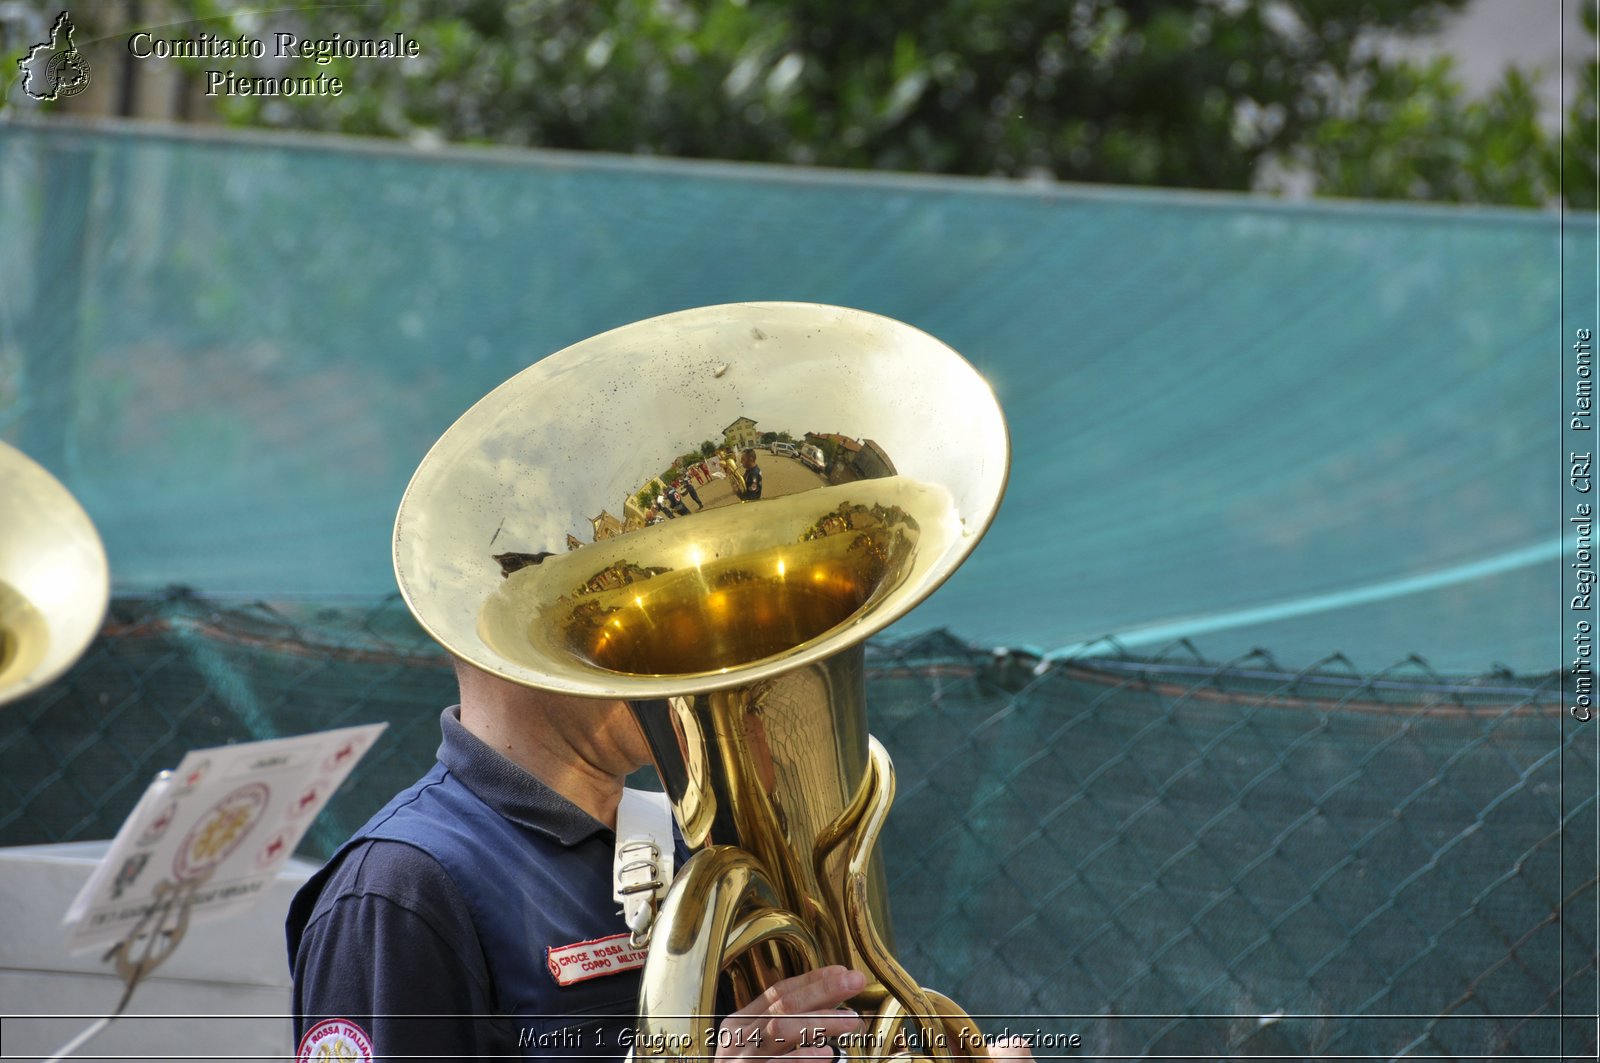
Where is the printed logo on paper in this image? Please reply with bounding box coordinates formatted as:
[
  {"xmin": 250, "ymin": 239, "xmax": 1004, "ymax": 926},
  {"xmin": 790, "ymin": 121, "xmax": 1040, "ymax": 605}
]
[
  {"xmin": 324, "ymin": 738, "xmax": 363, "ymax": 772},
  {"xmin": 17, "ymin": 12, "xmax": 91, "ymax": 101},
  {"xmin": 173, "ymin": 782, "xmax": 269, "ymax": 880},
  {"xmin": 109, "ymin": 853, "xmax": 150, "ymax": 899},
  {"xmin": 137, "ymin": 800, "xmax": 178, "ymax": 847},
  {"xmin": 546, "ymin": 931, "xmax": 648, "ymax": 986},
  {"xmin": 287, "ymin": 782, "xmax": 323, "ymax": 819},
  {"xmin": 255, "ymin": 828, "xmax": 294, "ymax": 870},
  {"xmin": 180, "ymin": 759, "xmax": 212, "ymax": 790},
  {"xmin": 297, "ymin": 1018, "xmax": 374, "ymax": 1062}
]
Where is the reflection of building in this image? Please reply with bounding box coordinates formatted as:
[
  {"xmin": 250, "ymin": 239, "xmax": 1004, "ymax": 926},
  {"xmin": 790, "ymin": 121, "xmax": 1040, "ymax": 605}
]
[
  {"xmin": 805, "ymin": 503, "xmax": 875, "ymax": 539},
  {"xmin": 804, "ymin": 432, "xmax": 896, "ymax": 482},
  {"xmin": 591, "ymin": 511, "xmax": 624, "ymax": 541},
  {"xmin": 854, "ymin": 439, "xmax": 896, "ymax": 478},
  {"xmin": 809, "ymin": 432, "xmax": 862, "ymax": 464},
  {"xmin": 578, "ymin": 561, "xmax": 668, "ymax": 595},
  {"xmin": 723, "ymin": 416, "xmax": 760, "ymax": 451}
]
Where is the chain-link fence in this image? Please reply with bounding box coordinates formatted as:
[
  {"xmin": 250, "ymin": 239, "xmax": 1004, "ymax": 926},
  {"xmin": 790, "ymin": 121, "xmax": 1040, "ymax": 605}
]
[{"xmin": 1, "ymin": 591, "xmax": 1594, "ymax": 1059}]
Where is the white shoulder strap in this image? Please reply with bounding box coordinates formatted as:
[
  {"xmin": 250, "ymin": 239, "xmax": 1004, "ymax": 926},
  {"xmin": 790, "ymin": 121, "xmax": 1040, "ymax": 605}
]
[{"xmin": 613, "ymin": 788, "xmax": 675, "ymax": 946}]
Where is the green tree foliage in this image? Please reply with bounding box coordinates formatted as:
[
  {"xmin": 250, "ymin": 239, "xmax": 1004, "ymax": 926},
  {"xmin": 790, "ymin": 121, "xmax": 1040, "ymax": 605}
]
[
  {"xmin": 1302, "ymin": 58, "xmax": 1551, "ymax": 204},
  {"xmin": 1555, "ymin": 0, "xmax": 1600, "ymax": 209},
  {"xmin": 1300, "ymin": 0, "xmax": 1598, "ymax": 206},
  {"xmin": 12, "ymin": 0, "xmax": 1595, "ymax": 207},
  {"xmin": 170, "ymin": 0, "xmax": 1466, "ymax": 184}
]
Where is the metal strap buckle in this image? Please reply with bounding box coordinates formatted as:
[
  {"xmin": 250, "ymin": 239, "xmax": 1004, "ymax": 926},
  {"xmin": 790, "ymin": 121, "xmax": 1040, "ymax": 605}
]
[{"xmin": 617, "ymin": 840, "xmax": 663, "ymax": 946}]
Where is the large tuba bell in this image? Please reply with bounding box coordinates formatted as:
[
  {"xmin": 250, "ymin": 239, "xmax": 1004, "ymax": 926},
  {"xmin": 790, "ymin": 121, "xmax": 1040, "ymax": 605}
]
[
  {"xmin": 394, "ymin": 303, "xmax": 1008, "ymax": 1060},
  {"xmin": 0, "ymin": 441, "xmax": 110, "ymax": 707}
]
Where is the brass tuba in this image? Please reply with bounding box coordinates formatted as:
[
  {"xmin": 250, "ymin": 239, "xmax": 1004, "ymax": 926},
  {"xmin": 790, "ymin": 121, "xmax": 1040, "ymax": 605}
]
[
  {"xmin": 0, "ymin": 441, "xmax": 110, "ymax": 707},
  {"xmin": 394, "ymin": 303, "xmax": 1009, "ymax": 1060}
]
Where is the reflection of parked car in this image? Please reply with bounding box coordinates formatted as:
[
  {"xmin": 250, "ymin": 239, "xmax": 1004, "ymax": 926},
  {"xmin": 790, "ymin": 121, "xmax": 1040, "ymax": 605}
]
[
  {"xmin": 771, "ymin": 441, "xmax": 798, "ymax": 458},
  {"xmin": 798, "ymin": 444, "xmax": 826, "ymax": 471}
]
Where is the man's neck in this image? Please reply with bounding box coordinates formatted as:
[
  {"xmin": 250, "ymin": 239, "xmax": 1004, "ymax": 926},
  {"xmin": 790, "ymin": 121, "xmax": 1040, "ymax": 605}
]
[{"xmin": 455, "ymin": 671, "xmax": 637, "ymax": 829}]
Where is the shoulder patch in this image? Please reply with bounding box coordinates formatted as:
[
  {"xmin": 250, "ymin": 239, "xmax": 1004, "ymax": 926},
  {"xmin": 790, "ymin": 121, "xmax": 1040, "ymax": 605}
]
[{"xmin": 298, "ymin": 1018, "xmax": 374, "ymax": 1061}]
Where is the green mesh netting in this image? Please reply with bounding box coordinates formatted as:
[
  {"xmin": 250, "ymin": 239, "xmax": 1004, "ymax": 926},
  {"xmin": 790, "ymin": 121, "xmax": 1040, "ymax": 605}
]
[
  {"xmin": 1, "ymin": 595, "xmax": 1591, "ymax": 1058},
  {"xmin": 0, "ymin": 121, "xmax": 1582, "ymax": 674}
]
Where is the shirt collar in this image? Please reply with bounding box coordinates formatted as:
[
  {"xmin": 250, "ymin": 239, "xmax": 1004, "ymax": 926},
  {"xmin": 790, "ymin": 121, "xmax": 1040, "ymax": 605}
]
[{"xmin": 435, "ymin": 706, "xmax": 612, "ymax": 847}]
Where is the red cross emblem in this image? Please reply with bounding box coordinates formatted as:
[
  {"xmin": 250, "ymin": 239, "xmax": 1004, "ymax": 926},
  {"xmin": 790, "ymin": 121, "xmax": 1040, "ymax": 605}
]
[{"xmin": 324, "ymin": 741, "xmax": 360, "ymax": 772}]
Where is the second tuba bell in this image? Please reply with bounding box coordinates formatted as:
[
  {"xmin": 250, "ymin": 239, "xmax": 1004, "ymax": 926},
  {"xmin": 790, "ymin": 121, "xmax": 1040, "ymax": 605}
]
[
  {"xmin": 0, "ymin": 441, "xmax": 109, "ymax": 707},
  {"xmin": 394, "ymin": 302, "xmax": 1009, "ymax": 1061}
]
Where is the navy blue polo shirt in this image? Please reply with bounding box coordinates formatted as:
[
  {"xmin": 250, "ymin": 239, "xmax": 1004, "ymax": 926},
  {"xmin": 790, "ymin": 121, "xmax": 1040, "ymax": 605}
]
[{"xmin": 286, "ymin": 708, "xmax": 650, "ymax": 1060}]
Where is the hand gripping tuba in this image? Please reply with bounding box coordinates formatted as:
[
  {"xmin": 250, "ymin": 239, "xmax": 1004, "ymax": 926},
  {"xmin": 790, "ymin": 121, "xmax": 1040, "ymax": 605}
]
[{"xmin": 394, "ymin": 303, "xmax": 1009, "ymax": 1061}]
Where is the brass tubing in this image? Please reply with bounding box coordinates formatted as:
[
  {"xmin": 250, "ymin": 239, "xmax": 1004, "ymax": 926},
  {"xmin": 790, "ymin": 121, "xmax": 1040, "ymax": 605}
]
[
  {"xmin": 926, "ymin": 990, "xmax": 989, "ymax": 1062},
  {"xmin": 706, "ymin": 684, "xmax": 815, "ymax": 935},
  {"xmin": 843, "ymin": 739, "xmax": 950, "ymax": 1062},
  {"xmin": 636, "ymin": 846, "xmax": 783, "ymax": 1062},
  {"xmin": 723, "ymin": 907, "xmax": 821, "ymax": 969},
  {"xmin": 813, "ymin": 746, "xmax": 877, "ymax": 960},
  {"xmin": 866, "ymin": 995, "xmax": 909, "ymax": 1063}
]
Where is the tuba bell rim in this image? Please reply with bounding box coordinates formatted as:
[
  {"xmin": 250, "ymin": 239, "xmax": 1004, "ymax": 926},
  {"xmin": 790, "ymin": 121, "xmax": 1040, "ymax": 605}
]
[
  {"xmin": 0, "ymin": 440, "xmax": 110, "ymax": 707},
  {"xmin": 392, "ymin": 300, "xmax": 1010, "ymax": 701}
]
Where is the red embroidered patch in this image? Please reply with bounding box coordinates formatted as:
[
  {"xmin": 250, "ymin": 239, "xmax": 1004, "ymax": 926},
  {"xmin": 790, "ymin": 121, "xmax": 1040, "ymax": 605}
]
[
  {"xmin": 546, "ymin": 931, "xmax": 649, "ymax": 986},
  {"xmin": 298, "ymin": 1018, "xmax": 374, "ymax": 1061}
]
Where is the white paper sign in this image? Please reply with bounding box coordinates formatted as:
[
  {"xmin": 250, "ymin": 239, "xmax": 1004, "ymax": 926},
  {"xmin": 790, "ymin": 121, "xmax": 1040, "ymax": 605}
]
[{"xmin": 62, "ymin": 722, "xmax": 386, "ymax": 953}]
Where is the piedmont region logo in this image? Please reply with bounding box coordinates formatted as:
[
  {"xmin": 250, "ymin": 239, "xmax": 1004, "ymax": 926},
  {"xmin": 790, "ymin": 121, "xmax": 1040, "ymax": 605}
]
[{"xmin": 18, "ymin": 11, "xmax": 91, "ymax": 101}]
